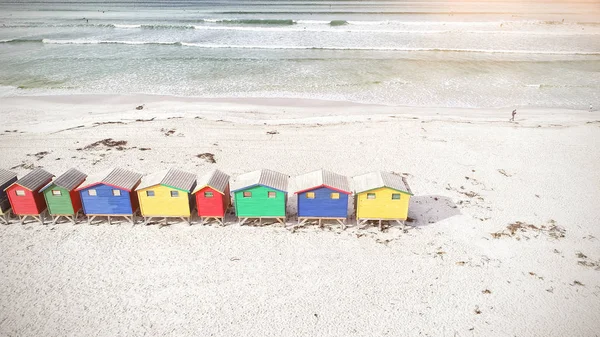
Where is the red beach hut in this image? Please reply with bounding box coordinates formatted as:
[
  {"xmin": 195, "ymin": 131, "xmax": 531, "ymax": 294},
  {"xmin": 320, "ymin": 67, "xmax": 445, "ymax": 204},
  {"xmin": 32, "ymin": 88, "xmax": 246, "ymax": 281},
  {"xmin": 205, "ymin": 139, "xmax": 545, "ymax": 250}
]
[
  {"xmin": 192, "ymin": 169, "xmax": 230, "ymax": 225},
  {"xmin": 5, "ymin": 168, "xmax": 54, "ymax": 224}
]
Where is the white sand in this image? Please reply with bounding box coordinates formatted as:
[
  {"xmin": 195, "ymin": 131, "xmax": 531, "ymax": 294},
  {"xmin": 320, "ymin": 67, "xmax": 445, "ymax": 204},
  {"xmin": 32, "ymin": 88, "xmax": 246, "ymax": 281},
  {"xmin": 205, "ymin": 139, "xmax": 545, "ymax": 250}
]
[{"xmin": 0, "ymin": 94, "xmax": 599, "ymax": 336}]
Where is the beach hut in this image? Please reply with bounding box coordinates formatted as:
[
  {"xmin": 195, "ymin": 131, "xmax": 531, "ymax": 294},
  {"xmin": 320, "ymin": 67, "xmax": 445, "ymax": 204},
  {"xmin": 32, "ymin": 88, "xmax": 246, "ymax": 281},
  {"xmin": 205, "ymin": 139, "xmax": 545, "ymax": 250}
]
[
  {"xmin": 192, "ymin": 169, "xmax": 230, "ymax": 225},
  {"xmin": 5, "ymin": 168, "xmax": 54, "ymax": 224},
  {"xmin": 294, "ymin": 169, "xmax": 351, "ymax": 228},
  {"xmin": 0, "ymin": 169, "xmax": 18, "ymax": 224},
  {"xmin": 135, "ymin": 168, "xmax": 197, "ymax": 225},
  {"xmin": 353, "ymin": 171, "xmax": 413, "ymax": 230},
  {"xmin": 76, "ymin": 167, "xmax": 142, "ymax": 225},
  {"xmin": 41, "ymin": 168, "xmax": 87, "ymax": 224},
  {"xmin": 232, "ymin": 169, "xmax": 288, "ymax": 225}
]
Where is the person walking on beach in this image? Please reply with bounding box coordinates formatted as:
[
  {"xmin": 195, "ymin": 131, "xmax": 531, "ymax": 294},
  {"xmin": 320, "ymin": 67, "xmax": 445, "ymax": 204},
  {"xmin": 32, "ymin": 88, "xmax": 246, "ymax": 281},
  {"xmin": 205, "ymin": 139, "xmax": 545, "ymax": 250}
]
[
  {"xmin": 590, "ymin": 103, "xmax": 593, "ymax": 112},
  {"xmin": 510, "ymin": 109, "xmax": 517, "ymax": 122}
]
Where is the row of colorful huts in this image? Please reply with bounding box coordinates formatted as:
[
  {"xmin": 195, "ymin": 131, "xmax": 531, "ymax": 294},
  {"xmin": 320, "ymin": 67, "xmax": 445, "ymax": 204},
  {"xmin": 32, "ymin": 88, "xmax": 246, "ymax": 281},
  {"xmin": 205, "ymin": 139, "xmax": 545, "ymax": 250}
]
[{"xmin": 0, "ymin": 167, "xmax": 413, "ymax": 228}]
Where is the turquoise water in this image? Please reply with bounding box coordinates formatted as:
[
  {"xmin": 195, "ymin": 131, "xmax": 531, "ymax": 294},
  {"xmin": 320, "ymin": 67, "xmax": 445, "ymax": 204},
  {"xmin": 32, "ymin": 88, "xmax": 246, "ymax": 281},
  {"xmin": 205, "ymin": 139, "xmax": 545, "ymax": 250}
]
[{"xmin": 0, "ymin": 0, "xmax": 599, "ymax": 108}]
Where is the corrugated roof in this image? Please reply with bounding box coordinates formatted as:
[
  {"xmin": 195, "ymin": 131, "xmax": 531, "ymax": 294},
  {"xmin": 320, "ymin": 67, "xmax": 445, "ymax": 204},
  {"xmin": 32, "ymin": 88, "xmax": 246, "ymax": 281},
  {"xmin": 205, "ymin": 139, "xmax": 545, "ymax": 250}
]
[
  {"xmin": 103, "ymin": 168, "xmax": 142, "ymax": 191},
  {"xmin": 193, "ymin": 169, "xmax": 230, "ymax": 194},
  {"xmin": 75, "ymin": 168, "xmax": 113, "ymax": 191},
  {"xmin": 0, "ymin": 169, "xmax": 17, "ymax": 187},
  {"xmin": 136, "ymin": 169, "xmax": 168, "ymax": 191},
  {"xmin": 232, "ymin": 169, "xmax": 288, "ymax": 192},
  {"xmin": 136, "ymin": 168, "xmax": 196, "ymax": 192},
  {"xmin": 294, "ymin": 169, "xmax": 350, "ymax": 194},
  {"xmin": 76, "ymin": 167, "xmax": 141, "ymax": 191},
  {"xmin": 53, "ymin": 168, "xmax": 87, "ymax": 191},
  {"xmin": 353, "ymin": 171, "xmax": 413, "ymax": 195},
  {"xmin": 163, "ymin": 168, "xmax": 196, "ymax": 192},
  {"xmin": 14, "ymin": 168, "xmax": 54, "ymax": 191}
]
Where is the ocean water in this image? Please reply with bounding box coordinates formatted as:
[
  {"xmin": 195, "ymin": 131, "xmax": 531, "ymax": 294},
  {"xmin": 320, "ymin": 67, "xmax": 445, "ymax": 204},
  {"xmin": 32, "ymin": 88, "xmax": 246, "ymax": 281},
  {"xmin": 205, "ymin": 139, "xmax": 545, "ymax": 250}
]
[{"xmin": 0, "ymin": 0, "xmax": 599, "ymax": 109}]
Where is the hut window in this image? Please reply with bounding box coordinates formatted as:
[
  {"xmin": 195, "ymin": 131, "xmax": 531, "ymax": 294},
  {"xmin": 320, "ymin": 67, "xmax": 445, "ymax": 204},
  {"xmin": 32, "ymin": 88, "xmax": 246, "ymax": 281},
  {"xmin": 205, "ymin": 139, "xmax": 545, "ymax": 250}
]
[
  {"xmin": 268, "ymin": 191, "xmax": 276, "ymax": 198},
  {"xmin": 52, "ymin": 190, "xmax": 62, "ymax": 196},
  {"xmin": 243, "ymin": 191, "xmax": 252, "ymax": 198},
  {"xmin": 367, "ymin": 193, "xmax": 376, "ymax": 200},
  {"xmin": 331, "ymin": 193, "xmax": 340, "ymax": 199},
  {"xmin": 15, "ymin": 190, "xmax": 26, "ymax": 197},
  {"xmin": 204, "ymin": 192, "xmax": 214, "ymax": 198},
  {"xmin": 146, "ymin": 191, "xmax": 155, "ymax": 197},
  {"xmin": 171, "ymin": 191, "xmax": 179, "ymax": 197},
  {"xmin": 392, "ymin": 193, "xmax": 401, "ymax": 200},
  {"xmin": 112, "ymin": 190, "xmax": 121, "ymax": 196},
  {"xmin": 88, "ymin": 189, "xmax": 97, "ymax": 196},
  {"xmin": 306, "ymin": 192, "xmax": 315, "ymax": 199}
]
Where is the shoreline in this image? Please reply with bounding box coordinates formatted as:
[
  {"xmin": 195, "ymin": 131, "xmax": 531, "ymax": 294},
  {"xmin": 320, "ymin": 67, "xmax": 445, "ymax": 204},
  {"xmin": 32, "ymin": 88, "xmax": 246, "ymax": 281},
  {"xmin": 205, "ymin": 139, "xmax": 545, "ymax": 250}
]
[
  {"xmin": 1, "ymin": 93, "xmax": 597, "ymax": 134},
  {"xmin": 2, "ymin": 91, "xmax": 596, "ymax": 110}
]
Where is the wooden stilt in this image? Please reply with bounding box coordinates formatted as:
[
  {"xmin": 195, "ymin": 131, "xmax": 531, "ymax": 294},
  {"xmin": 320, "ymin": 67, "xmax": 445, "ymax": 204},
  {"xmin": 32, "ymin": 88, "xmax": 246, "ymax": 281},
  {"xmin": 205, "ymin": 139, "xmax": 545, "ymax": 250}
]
[
  {"xmin": 399, "ymin": 220, "xmax": 406, "ymax": 231},
  {"xmin": 86, "ymin": 214, "xmax": 137, "ymax": 226},
  {"xmin": 238, "ymin": 217, "xmax": 286, "ymax": 226},
  {"xmin": 198, "ymin": 216, "xmax": 224, "ymax": 226},
  {"xmin": 356, "ymin": 218, "xmax": 406, "ymax": 231},
  {"xmin": 336, "ymin": 218, "xmax": 347, "ymax": 230},
  {"xmin": 50, "ymin": 212, "xmax": 78, "ymax": 225},
  {"xmin": 297, "ymin": 217, "xmax": 347, "ymax": 229},
  {"xmin": 0, "ymin": 209, "xmax": 12, "ymax": 225},
  {"xmin": 17, "ymin": 211, "xmax": 46, "ymax": 225},
  {"xmin": 142, "ymin": 216, "xmax": 189, "ymax": 226}
]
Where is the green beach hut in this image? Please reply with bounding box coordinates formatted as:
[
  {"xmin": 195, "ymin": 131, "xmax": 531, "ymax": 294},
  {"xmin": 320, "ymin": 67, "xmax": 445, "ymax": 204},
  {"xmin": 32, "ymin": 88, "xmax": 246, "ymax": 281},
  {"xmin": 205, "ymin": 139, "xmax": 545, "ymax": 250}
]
[
  {"xmin": 232, "ymin": 169, "xmax": 289, "ymax": 226},
  {"xmin": 41, "ymin": 168, "xmax": 87, "ymax": 224}
]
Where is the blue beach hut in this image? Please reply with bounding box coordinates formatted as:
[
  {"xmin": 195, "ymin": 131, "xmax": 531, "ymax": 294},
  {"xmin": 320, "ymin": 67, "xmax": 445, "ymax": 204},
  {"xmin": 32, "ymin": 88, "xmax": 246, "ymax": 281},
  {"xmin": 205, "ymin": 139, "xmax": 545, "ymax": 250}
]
[
  {"xmin": 75, "ymin": 168, "xmax": 142, "ymax": 225},
  {"xmin": 294, "ymin": 169, "xmax": 351, "ymax": 228}
]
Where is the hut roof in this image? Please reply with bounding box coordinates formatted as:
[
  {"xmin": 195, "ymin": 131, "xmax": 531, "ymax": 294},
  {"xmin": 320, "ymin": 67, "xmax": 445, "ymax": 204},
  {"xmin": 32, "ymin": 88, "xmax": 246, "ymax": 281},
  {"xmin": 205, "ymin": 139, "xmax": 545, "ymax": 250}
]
[
  {"xmin": 7, "ymin": 168, "xmax": 54, "ymax": 191},
  {"xmin": 76, "ymin": 167, "xmax": 142, "ymax": 192},
  {"xmin": 0, "ymin": 169, "xmax": 17, "ymax": 187},
  {"xmin": 42, "ymin": 168, "xmax": 87, "ymax": 191},
  {"xmin": 232, "ymin": 169, "xmax": 288, "ymax": 193},
  {"xmin": 294, "ymin": 169, "xmax": 351, "ymax": 194},
  {"xmin": 353, "ymin": 171, "xmax": 413, "ymax": 195},
  {"xmin": 193, "ymin": 169, "xmax": 230, "ymax": 194},
  {"xmin": 136, "ymin": 168, "xmax": 196, "ymax": 192}
]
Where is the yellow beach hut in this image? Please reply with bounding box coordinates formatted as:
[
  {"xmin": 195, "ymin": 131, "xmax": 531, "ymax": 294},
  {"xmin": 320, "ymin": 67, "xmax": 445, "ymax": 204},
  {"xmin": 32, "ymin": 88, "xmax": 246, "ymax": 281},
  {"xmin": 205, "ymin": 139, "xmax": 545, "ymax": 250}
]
[
  {"xmin": 353, "ymin": 171, "xmax": 413, "ymax": 230},
  {"xmin": 135, "ymin": 168, "xmax": 196, "ymax": 225}
]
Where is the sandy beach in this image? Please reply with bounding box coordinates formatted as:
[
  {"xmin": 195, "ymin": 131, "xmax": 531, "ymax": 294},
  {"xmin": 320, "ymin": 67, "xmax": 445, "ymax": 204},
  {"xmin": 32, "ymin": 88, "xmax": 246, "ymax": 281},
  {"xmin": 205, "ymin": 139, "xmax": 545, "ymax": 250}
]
[{"xmin": 0, "ymin": 94, "xmax": 599, "ymax": 336}]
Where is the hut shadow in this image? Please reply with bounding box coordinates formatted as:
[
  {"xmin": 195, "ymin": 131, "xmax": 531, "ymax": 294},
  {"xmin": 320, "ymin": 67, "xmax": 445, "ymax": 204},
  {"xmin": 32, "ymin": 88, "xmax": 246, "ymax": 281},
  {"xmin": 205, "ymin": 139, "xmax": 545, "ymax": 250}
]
[
  {"xmin": 287, "ymin": 193, "xmax": 298, "ymax": 217},
  {"xmin": 407, "ymin": 195, "xmax": 461, "ymax": 227}
]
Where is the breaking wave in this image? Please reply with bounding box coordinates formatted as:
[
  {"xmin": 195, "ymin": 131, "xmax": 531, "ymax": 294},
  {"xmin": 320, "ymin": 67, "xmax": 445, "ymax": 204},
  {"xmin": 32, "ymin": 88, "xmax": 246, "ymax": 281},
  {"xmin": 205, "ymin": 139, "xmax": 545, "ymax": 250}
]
[
  {"xmin": 2, "ymin": 38, "xmax": 599, "ymax": 55},
  {"xmin": 203, "ymin": 19, "xmax": 296, "ymax": 25},
  {"xmin": 0, "ymin": 38, "xmax": 597, "ymax": 55},
  {"xmin": 3, "ymin": 19, "xmax": 599, "ymax": 31},
  {"xmin": 41, "ymin": 39, "xmax": 181, "ymax": 45}
]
